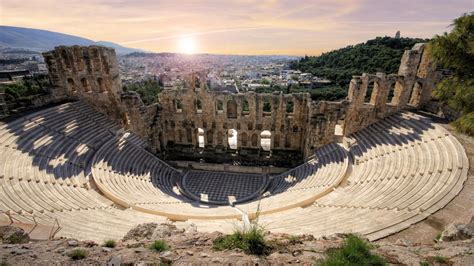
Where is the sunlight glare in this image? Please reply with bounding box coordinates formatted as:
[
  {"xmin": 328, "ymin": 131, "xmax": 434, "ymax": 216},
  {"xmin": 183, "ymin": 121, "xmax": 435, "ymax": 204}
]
[{"xmin": 178, "ymin": 36, "xmax": 197, "ymax": 54}]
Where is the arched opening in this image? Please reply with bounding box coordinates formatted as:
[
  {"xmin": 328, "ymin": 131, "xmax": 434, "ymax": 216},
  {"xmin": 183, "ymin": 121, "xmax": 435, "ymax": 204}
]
[
  {"xmin": 81, "ymin": 78, "xmax": 91, "ymax": 93},
  {"xmin": 227, "ymin": 100, "xmax": 237, "ymax": 118},
  {"xmin": 206, "ymin": 130, "xmax": 213, "ymax": 146},
  {"xmin": 242, "ymin": 100, "xmax": 250, "ymax": 114},
  {"xmin": 97, "ymin": 77, "xmax": 106, "ymax": 93},
  {"xmin": 274, "ymin": 134, "xmax": 280, "ymax": 148},
  {"xmin": 260, "ymin": 130, "xmax": 272, "ymax": 151},
  {"xmin": 285, "ymin": 135, "xmax": 291, "ymax": 148},
  {"xmin": 186, "ymin": 128, "xmax": 192, "ymax": 143},
  {"xmin": 197, "ymin": 128, "xmax": 205, "ymax": 148},
  {"xmin": 67, "ymin": 78, "xmax": 76, "ymax": 93},
  {"xmin": 364, "ymin": 80, "xmax": 375, "ymax": 103},
  {"xmin": 241, "ymin": 132, "xmax": 248, "ymax": 147},
  {"xmin": 227, "ymin": 129, "xmax": 238, "ymax": 149},
  {"xmin": 409, "ymin": 81, "xmax": 423, "ymax": 106},
  {"xmin": 177, "ymin": 130, "xmax": 183, "ymax": 143},
  {"xmin": 286, "ymin": 101, "xmax": 294, "ymax": 113},
  {"xmin": 217, "ymin": 131, "xmax": 224, "ymax": 145},
  {"xmin": 175, "ymin": 100, "xmax": 183, "ymax": 113},
  {"xmin": 196, "ymin": 99, "xmax": 203, "ymax": 113},
  {"xmin": 216, "ymin": 100, "xmax": 223, "ymax": 113},
  {"xmin": 251, "ymin": 133, "xmax": 258, "ymax": 147},
  {"xmin": 387, "ymin": 82, "xmax": 396, "ymax": 104},
  {"xmin": 263, "ymin": 101, "xmax": 272, "ymax": 112}
]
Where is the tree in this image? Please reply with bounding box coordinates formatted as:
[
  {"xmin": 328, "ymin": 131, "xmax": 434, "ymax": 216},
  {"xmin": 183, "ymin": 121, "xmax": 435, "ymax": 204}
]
[{"xmin": 430, "ymin": 12, "xmax": 474, "ymax": 135}]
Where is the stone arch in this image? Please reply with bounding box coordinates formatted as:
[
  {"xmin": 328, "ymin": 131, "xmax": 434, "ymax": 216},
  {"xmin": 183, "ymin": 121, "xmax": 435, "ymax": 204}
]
[
  {"xmin": 285, "ymin": 135, "xmax": 291, "ymax": 148},
  {"xmin": 242, "ymin": 99, "xmax": 250, "ymax": 114},
  {"xmin": 260, "ymin": 130, "xmax": 272, "ymax": 151},
  {"xmin": 241, "ymin": 132, "xmax": 248, "ymax": 147},
  {"xmin": 217, "ymin": 131, "xmax": 224, "ymax": 145},
  {"xmin": 97, "ymin": 77, "xmax": 106, "ymax": 92},
  {"xmin": 177, "ymin": 129, "xmax": 183, "ymax": 143},
  {"xmin": 197, "ymin": 128, "xmax": 205, "ymax": 148},
  {"xmin": 365, "ymin": 80, "xmax": 375, "ymax": 103},
  {"xmin": 196, "ymin": 99, "xmax": 203, "ymax": 113},
  {"xmin": 67, "ymin": 78, "xmax": 77, "ymax": 93},
  {"xmin": 227, "ymin": 129, "xmax": 238, "ymax": 149},
  {"xmin": 409, "ymin": 81, "xmax": 423, "ymax": 106},
  {"xmin": 387, "ymin": 81, "xmax": 396, "ymax": 104},
  {"xmin": 274, "ymin": 134, "xmax": 280, "ymax": 148},
  {"xmin": 251, "ymin": 133, "xmax": 258, "ymax": 147},
  {"xmin": 227, "ymin": 100, "xmax": 237, "ymax": 118},
  {"xmin": 80, "ymin": 78, "xmax": 91, "ymax": 93},
  {"xmin": 206, "ymin": 130, "xmax": 213, "ymax": 146}
]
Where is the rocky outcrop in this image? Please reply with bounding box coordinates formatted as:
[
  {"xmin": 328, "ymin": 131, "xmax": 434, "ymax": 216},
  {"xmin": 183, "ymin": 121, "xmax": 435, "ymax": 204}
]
[
  {"xmin": 0, "ymin": 226, "xmax": 29, "ymax": 244},
  {"xmin": 441, "ymin": 217, "xmax": 474, "ymax": 242}
]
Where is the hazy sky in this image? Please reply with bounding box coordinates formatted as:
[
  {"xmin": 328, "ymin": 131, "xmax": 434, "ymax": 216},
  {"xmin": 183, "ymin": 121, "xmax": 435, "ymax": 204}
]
[{"xmin": 1, "ymin": 0, "xmax": 472, "ymax": 55}]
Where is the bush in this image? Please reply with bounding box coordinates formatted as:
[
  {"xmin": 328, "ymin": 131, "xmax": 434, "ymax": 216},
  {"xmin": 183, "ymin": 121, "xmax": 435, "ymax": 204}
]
[
  {"xmin": 318, "ymin": 234, "xmax": 386, "ymax": 266},
  {"xmin": 149, "ymin": 240, "xmax": 169, "ymax": 252},
  {"xmin": 68, "ymin": 249, "xmax": 86, "ymax": 260},
  {"xmin": 103, "ymin": 239, "xmax": 116, "ymax": 248},
  {"xmin": 213, "ymin": 226, "xmax": 269, "ymax": 256},
  {"xmin": 452, "ymin": 112, "xmax": 474, "ymax": 136},
  {"xmin": 433, "ymin": 255, "xmax": 448, "ymax": 263}
]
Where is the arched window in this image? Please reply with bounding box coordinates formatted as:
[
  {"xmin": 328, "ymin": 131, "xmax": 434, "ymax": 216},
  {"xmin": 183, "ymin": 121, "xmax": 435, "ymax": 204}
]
[
  {"xmin": 227, "ymin": 100, "xmax": 237, "ymax": 118},
  {"xmin": 364, "ymin": 80, "xmax": 375, "ymax": 103},
  {"xmin": 197, "ymin": 128, "xmax": 205, "ymax": 148},
  {"xmin": 97, "ymin": 77, "xmax": 106, "ymax": 93},
  {"xmin": 409, "ymin": 81, "xmax": 423, "ymax": 106},
  {"xmin": 81, "ymin": 78, "xmax": 91, "ymax": 93},
  {"xmin": 286, "ymin": 101, "xmax": 294, "ymax": 113},
  {"xmin": 387, "ymin": 82, "xmax": 396, "ymax": 104},
  {"xmin": 263, "ymin": 101, "xmax": 272, "ymax": 112},
  {"xmin": 241, "ymin": 132, "xmax": 248, "ymax": 147},
  {"xmin": 260, "ymin": 130, "xmax": 272, "ymax": 151},
  {"xmin": 196, "ymin": 99, "xmax": 203, "ymax": 113},
  {"xmin": 177, "ymin": 130, "xmax": 183, "ymax": 143},
  {"xmin": 274, "ymin": 134, "xmax": 280, "ymax": 148},
  {"xmin": 227, "ymin": 129, "xmax": 238, "ymax": 149},
  {"xmin": 251, "ymin": 133, "xmax": 258, "ymax": 147},
  {"xmin": 242, "ymin": 100, "xmax": 250, "ymax": 114},
  {"xmin": 216, "ymin": 100, "xmax": 223, "ymax": 112},
  {"xmin": 67, "ymin": 78, "xmax": 76, "ymax": 93},
  {"xmin": 175, "ymin": 100, "xmax": 183, "ymax": 112},
  {"xmin": 285, "ymin": 135, "xmax": 291, "ymax": 148},
  {"xmin": 207, "ymin": 130, "xmax": 213, "ymax": 145},
  {"xmin": 217, "ymin": 131, "xmax": 224, "ymax": 145}
]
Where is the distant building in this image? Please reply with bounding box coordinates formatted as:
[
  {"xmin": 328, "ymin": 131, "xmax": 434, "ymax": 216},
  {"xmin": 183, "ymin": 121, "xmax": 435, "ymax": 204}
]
[{"xmin": 395, "ymin": 31, "xmax": 401, "ymax": 39}]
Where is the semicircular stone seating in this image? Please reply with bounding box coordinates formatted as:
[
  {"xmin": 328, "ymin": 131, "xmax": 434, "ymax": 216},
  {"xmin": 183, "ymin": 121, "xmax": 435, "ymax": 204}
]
[
  {"xmin": 256, "ymin": 111, "xmax": 469, "ymax": 240},
  {"xmin": 0, "ymin": 102, "xmax": 177, "ymax": 242},
  {"xmin": 0, "ymin": 101, "xmax": 469, "ymax": 242}
]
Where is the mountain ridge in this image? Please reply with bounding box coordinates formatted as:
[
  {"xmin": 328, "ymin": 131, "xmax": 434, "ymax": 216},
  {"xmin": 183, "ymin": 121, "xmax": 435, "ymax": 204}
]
[{"xmin": 0, "ymin": 25, "xmax": 145, "ymax": 55}]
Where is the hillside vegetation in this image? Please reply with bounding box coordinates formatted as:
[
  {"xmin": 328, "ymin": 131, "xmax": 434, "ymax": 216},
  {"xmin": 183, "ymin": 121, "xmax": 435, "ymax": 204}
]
[
  {"xmin": 291, "ymin": 36, "xmax": 429, "ymax": 87},
  {"xmin": 430, "ymin": 12, "xmax": 474, "ymax": 136}
]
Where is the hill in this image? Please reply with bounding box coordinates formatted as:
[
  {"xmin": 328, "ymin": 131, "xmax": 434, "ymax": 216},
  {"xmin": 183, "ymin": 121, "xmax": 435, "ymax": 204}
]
[
  {"xmin": 291, "ymin": 36, "xmax": 429, "ymax": 87},
  {"xmin": 0, "ymin": 26, "xmax": 144, "ymax": 55}
]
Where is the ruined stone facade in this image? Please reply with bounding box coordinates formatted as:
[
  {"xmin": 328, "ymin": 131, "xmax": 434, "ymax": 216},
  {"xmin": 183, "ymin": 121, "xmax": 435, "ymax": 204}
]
[
  {"xmin": 42, "ymin": 45, "xmax": 124, "ymax": 120},
  {"xmin": 43, "ymin": 43, "xmax": 439, "ymax": 165}
]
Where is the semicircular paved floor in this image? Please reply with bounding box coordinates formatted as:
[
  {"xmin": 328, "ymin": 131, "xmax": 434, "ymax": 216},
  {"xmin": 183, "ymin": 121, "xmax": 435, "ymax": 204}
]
[{"xmin": 181, "ymin": 170, "xmax": 269, "ymax": 205}]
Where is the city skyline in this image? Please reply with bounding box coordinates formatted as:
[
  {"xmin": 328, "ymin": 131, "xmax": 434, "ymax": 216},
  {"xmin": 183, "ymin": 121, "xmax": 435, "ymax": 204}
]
[{"xmin": 1, "ymin": 0, "xmax": 472, "ymax": 55}]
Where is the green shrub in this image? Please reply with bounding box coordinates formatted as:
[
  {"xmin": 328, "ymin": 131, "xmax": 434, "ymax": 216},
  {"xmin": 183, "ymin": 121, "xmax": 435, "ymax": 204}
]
[
  {"xmin": 452, "ymin": 112, "xmax": 474, "ymax": 136},
  {"xmin": 213, "ymin": 226, "xmax": 269, "ymax": 255},
  {"xmin": 419, "ymin": 262, "xmax": 430, "ymax": 266},
  {"xmin": 433, "ymin": 255, "xmax": 448, "ymax": 263},
  {"xmin": 149, "ymin": 240, "xmax": 169, "ymax": 252},
  {"xmin": 318, "ymin": 234, "xmax": 386, "ymax": 266},
  {"xmin": 103, "ymin": 239, "xmax": 116, "ymax": 248},
  {"xmin": 68, "ymin": 249, "xmax": 86, "ymax": 260}
]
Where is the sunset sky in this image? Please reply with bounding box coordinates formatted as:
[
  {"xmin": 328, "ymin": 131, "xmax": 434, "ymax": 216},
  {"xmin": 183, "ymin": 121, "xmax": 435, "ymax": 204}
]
[{"xmin": 1, "ymin": 0, "xmax": 472, "ymax": 55}]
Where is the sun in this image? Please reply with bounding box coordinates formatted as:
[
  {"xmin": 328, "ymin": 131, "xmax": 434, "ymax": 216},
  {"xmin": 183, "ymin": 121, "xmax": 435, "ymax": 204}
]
[{"xmin": 178, "ymin": 36, "xmax": 197, "ymax": 54}]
